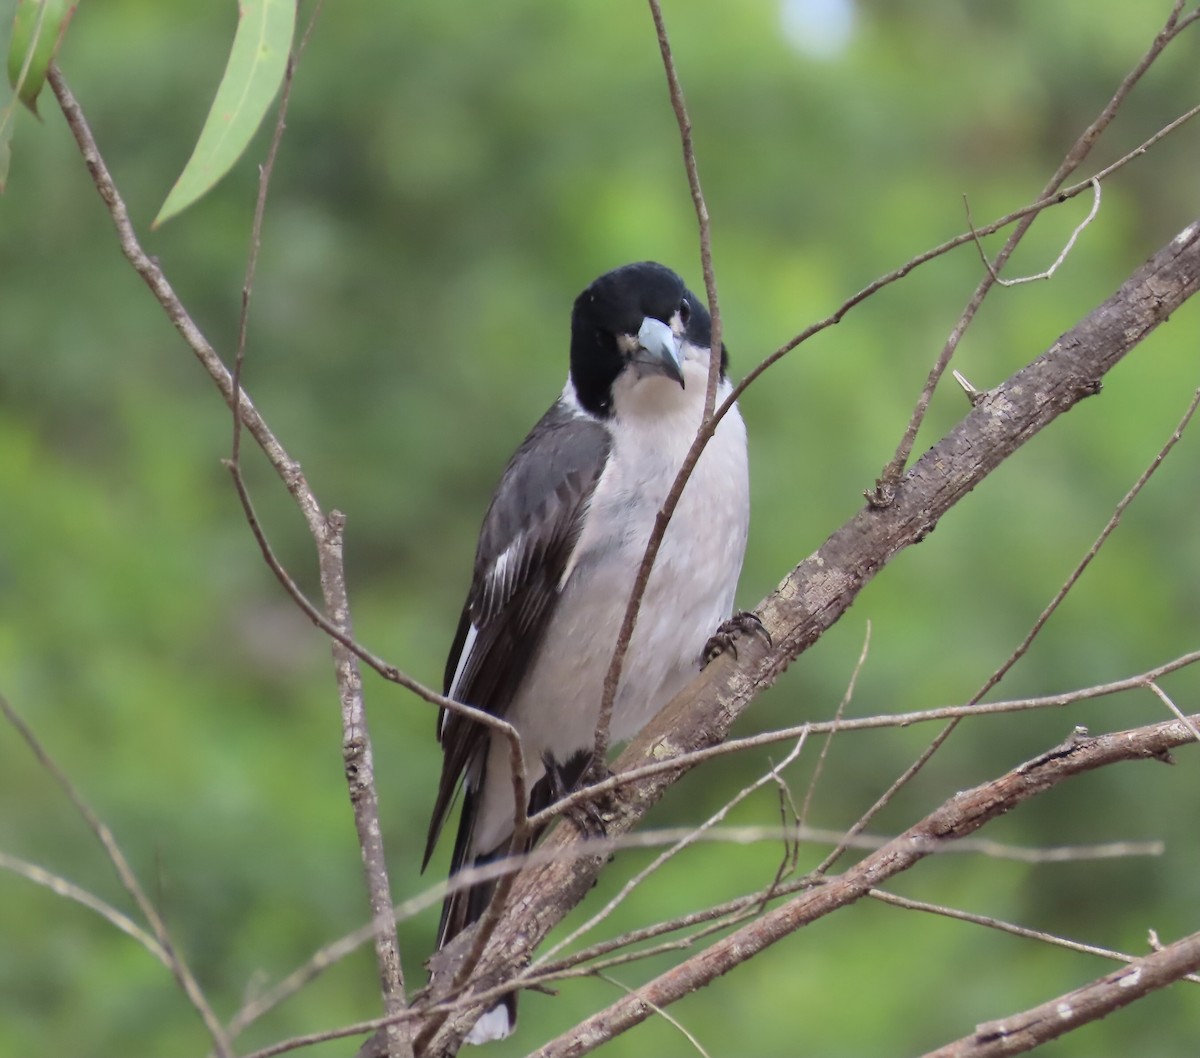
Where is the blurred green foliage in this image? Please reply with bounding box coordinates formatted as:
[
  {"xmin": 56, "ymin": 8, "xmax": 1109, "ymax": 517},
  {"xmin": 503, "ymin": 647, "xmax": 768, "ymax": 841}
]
[{"xmin": 1, "ymin": 1, "xmax": 1198, "ymax": 1056}]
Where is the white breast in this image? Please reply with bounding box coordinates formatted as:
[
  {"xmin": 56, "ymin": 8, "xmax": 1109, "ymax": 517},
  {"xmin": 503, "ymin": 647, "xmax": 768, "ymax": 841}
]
[{"xmin": 471, "ymin": 353, "xmax": 749, "ymax": 854}]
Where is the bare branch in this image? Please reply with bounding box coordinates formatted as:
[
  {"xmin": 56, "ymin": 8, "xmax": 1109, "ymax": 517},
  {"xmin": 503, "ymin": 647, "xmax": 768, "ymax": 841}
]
[
  {"xmin": 48, "ymin": 56, "xmax": 419, "ymax": 1056},
  {"xmin": 817, "ymin": 376, "xmax": 1200, "ymax": 876},
  {"xmin": 918, "ymin": 929, "xmax": 1200, "ymax": 1058},
  {"xmin": 594, "ymin": 972, "xmax": 711, "ymax": 1058},
  {"xmin": 0, "ymin": 694, "xmax": 231, "ymax": 1056},
  {"xmin": 527, "ymin": 714, "xmax": 1200, "ymax": 1056},
  {"xmin": 529, "ymin": 652, "xmax": 1200, "ymax": 838},
  {"xmin": 0, "ymin": 850, "xmax": 169, "ymax": 967},
  {"xmin": 1146, "ymin": 679, "xmax": 1200, "ymax": 745},
  {"xmin": 868, "ymin": 889, "xmax": 1200, "ymax": 987},
  {"xmin": 967, "ymin": 178, "xmax": 1102, "ymax": 286},
  {"xmin": 875, "ymin": 1, "xmax": 1200, "ymax": 496},
  {"xmin": 593, "ymin": 0, "xmax": 723, "ymax": 760}
]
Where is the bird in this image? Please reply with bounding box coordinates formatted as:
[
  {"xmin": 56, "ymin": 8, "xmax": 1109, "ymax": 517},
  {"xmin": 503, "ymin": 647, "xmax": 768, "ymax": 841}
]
[{"xmin": 423, "ymin": 260, "xmax": 751, "ymax": 1043}]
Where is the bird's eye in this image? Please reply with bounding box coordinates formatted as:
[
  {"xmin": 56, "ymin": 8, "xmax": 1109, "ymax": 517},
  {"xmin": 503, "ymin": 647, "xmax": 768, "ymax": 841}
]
[{"xmin": 679, "ymin": 299, "xmax": 691, "ymax": 325}]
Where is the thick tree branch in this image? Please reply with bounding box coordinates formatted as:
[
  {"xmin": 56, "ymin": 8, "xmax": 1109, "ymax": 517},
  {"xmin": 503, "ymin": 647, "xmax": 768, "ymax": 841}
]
[{"xmin": 421, "ymin": 218, "xmax": 1200, "ymax": 1053}]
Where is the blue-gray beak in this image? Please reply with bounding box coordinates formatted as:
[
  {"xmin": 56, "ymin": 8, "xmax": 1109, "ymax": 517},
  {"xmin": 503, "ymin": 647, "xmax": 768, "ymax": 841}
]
[{"xmin": 633, "ymin": 316, "xmax": 685, "ymax": 388}]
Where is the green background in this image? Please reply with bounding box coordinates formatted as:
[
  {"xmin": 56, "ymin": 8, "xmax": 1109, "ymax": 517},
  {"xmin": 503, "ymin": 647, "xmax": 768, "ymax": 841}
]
[{"xmin": 2, "ymin": 1, "xmax": 1198, "ymax": 1055}]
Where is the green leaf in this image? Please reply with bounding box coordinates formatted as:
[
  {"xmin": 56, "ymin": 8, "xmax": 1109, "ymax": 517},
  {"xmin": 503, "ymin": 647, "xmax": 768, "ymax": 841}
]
[
  {"xmin": 152, "ymin": 0, "xmax": 295, "ymax": 228},
  {"xmin": 0, "ymin": 0, "xmax": 16, "ymax": 190},
  {"xmin": 6, "ymin": 0, "xmax": 77, "ymax": 116}
]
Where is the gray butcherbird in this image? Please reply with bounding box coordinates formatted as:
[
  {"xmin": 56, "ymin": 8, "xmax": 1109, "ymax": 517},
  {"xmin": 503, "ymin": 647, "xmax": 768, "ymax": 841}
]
[{"xmin": 424, "ymin": 261, "xmax": 752, "ymax": 1043}]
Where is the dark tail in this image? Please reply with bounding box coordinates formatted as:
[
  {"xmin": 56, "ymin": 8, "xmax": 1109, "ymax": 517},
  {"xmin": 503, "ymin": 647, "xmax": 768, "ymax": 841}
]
[
  {"xmin": 426, "ymin": 751, "xmax": 594, "ymax": 1042},
  {"xmin": 434, "ymin": 784, "xmax": 510, "ymax": 946}
]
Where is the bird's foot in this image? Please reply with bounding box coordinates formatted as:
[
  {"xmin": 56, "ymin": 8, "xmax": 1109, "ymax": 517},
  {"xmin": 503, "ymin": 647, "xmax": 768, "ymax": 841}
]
[
  {"xmin": 552, "ymin": 755, "xmax": 615, "ymax": 839},
  {"xmin": 702, "ymin": 610, "xmax": 772, "ymax": 667}
]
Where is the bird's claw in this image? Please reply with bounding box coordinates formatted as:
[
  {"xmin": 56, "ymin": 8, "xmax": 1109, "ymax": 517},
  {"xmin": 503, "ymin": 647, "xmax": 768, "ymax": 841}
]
[
  {"xmin": 702, "ymin": 610, "xmax": 771, "ymax": 667},
  {"xmin": 552, "ymin": 755, "xmax": 614, "ymax": 838}
]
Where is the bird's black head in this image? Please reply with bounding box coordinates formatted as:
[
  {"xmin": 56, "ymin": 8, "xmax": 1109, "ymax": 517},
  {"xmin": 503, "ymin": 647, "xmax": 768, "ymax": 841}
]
[{"xmin": 568, "ymin": 261, "xmax": 726, "ymax": 418}]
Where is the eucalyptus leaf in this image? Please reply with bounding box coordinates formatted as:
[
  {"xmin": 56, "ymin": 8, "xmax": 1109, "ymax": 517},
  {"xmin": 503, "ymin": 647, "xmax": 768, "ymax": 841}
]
[
  {"xmin": 153, "ymin": 0, "xmax": 295, "ymax": 228},
  {"xmin": 6, "ymin": 0, "xmax": 76, "ymax": 116}
]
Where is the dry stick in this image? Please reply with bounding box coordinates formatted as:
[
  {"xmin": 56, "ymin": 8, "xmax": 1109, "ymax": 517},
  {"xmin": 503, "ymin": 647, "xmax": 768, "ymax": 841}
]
[
  {"xmin": 44, "ymin": 70, "xmax": 491, "ymax": 726},
  {"xmin": 1147, "ymin": 678, "xmax": 1200, "ymax": 745},
  {"xmin": 815, "ymin": 376, "xmax": 1200, "ymax": 880},
  {"xmin": 214, "ymin": 18, "xmax": 411, "ymax": 1051},
  {"xmin": 527, "ymin": 714, "xmax": 1200, "ymax": 1058},
  {"xmin": 594, "ymin": 972, "xmax": 712, "ymax": 1058},
  {"xmin": 648, "ymin": 0, "xmax": 722, "ymax": 423},
  {"xmin": 423, "ymin": 219, "xmax": 1200, "ymax": 1054},
  {"xmin": 0, "ymin": 851, "xmax": 169, "ymax": 967},
  {"xmin": 47, "ymin": 62, "xmax": 531, "ymax": 1054},
  {"xmin": 867, "ymin": 889, "xmax": 1200, "ymax": 987},
  {"xmin": 968, "ymin": 177, "xmax": 1103, "ymax": 287},
  {"xmin": 592, "ymin": 0, "xmax": 722, "ymax": 761},
  {"xmin": 0, "ymin": 695, "xmax": 232, "ymax": 1056},
  {"xmin": 875, "ymin": 0, "xmax": 1199, "ymax": 499},
  {"xmin": 918, "ymin": 929, "xmax": 1200, "ymax": 1058}
]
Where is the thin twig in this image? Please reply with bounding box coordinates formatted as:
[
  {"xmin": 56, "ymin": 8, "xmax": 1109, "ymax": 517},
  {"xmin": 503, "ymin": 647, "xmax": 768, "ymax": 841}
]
[
  {"xmin": 0, "ymin": 693, "xmax": 231, "ymax": 1056},
  {"xmin": 967, "ymin": 178, "xmax": 1102, "ymax": 286},
  {"xmin": 798, "ymin": 623, "xmax": 869, "ymax": 836},
  {"xmin": 593, "ymin": 0, "xmax": 722, "ymax": 760},
  {"xmin": 0, "ymin": 851, "xmax": 169, "ymax": 967},
  {"xmin": 595, "ymin": 972, "xmax": 711, "ymax": 1058},
  {"xmin": 867, "ymin": 889, "xmax": 1200, "ymax": 986},
  {"xmin": 1146, "ymin": 680, "xmax": 1200, "ymax": 745}
]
